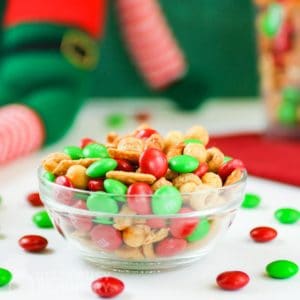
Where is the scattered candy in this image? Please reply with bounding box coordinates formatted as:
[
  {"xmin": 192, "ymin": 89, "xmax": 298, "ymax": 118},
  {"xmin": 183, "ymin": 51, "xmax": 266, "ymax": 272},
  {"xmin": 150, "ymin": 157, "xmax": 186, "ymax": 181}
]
[
  {"xmin": 134, "ymin": 111, "xmax": 151, "ymax": 123},
  {"xmin": 241, "ymin": 193, "xmax": 261, "ymax": 209},
  {"xmin": 216, "ymin": 271, "xmax": 250, "ymax": 290},
  {"xmin": 274, "ymin": 208, "xmax": 300, "ymax": 224},
  {"xmin": 18, "ymin": 235, "xmax": 48, "ymax": 252},
  {"xmin": 250, "ymin": 226, "xmax": 277, "ymax": 243},
  {"xmin": 32, "ymin": 210, "xmax": 53, "ymax": 228},
  {"xmin": 0, "ymin": 268, "xmax": 12, "ymax": 287},
  {"xmin": 91, "ymin": 276, "xmax": 124, "ymax": 298},
  {"xmin": 105, "ymin": 113, "xmax": 126, "ymax": 129},
  {"xmin": 266, "ymin": 260, "xmax": 298, "ymax": 279},
  {"xmin": 27, "ymin": 192, "xmax": 44, "ymax": 207}
]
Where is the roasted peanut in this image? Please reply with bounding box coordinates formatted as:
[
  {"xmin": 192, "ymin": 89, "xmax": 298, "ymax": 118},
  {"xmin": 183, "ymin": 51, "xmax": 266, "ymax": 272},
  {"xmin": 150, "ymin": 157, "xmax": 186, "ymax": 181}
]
[
  {"xmin": 173, "ymin": 173, "xmax": 202, "ymax": 188},
  {"xmin": 66, "ymin": 165, "xmax": 89, "ymax": 189},
  {"xmin": 114, "ymin": 245, "xmax": 144, "ymax": 260},
  {"xmin": 164, "ymin": 130, "xmax": 184, "ymax": 150},
  {"xmin": 166, "ymin": 142, "xmax": 185, "ymax": 159},
  {"xmin": 179, "ymin": 182, "xmax": 198, "ymax": 193},
  {"xmin": 183, "ymin": 143, "xmax": 207, "ymax": 163},
  {"xmin": 113, "ymin": 205, "xmax": 136, "ymax": 230},
  {"xmin": 122, "ymin": 224, "xmax": 151, "ymax": 248},
  {"xmin": 117, "ymin": 137, "xmax": 144, "ymax": 152},
  {"xmin": 151, "ymin": 177, "xmax": 173, "ymax": 191},
  {"xmin": 201, "ymin": 172, "xmax": 222, "ymax": 188},
  {"xmin": 185, "ymin": 125, "xmax": 209, "ymax": 145},
  {"xmin": 224, "ymin": 168, "xmax": 243, "ymax": 186}
]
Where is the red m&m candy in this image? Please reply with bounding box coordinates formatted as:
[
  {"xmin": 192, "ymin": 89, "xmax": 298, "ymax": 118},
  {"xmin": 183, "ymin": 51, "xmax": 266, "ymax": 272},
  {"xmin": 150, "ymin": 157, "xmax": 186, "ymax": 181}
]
[
  {"xmin": 115, "ymin": 158, "xmax": 135, "ymax": 172},
  {"xmin": 135, "ymin": 128, "xmax": 157, "ymax": 139},
  {"xmin": 27, "ymin": 192, "xmax": 44, "ymax": 207},
  {"xmin": 216, "ymin": 271, "xmax": 250, "ymax": 290},
  {"xmin": 155, "ymin": 238, "xmax": 187, "ymax": 257},
  {"xmin": 91, "ymin": 276, "xmax": 124, "ymax": 298},
  {"xmin": 218, "ymin": 159, "xmax": 245, "ymax": 181},
  {"xmin": 88, "ymin": 179, "xmax": 104, "ymax": 191},
  {"xmin": 170, "ymin": 208, "xmax": 199, "ymax": 239},
  {"xmin": 139, "ymin": 148, "xmax": 168, "ymax": 178},
  {"xmin": 90, "ymin": 225, "xmax": 122, "ymax": 251},
  {"xmin": 194, "ymin": 162, "xmax": 208, "ymax": 178},
  {"xmin": 80, "ymin": 137, "xmax": 94, "ymax": 149},
  {"xmin": 250, "ymin": 226, "xmax": 277, "ymax": 243},
  {"xmin": 18, "ymin": 235, "xmax": 48, "ymax": 252},
  {"xmin": 127, "ymin": 182, "xmax": 153, "ymax": 214}
]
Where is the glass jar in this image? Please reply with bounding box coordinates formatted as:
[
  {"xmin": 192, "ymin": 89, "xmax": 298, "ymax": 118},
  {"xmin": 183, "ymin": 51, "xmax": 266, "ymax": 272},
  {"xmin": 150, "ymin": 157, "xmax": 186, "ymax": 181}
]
[{"xmin": 255, "ymin": 0, "xmax": 300, "ymax": 138}]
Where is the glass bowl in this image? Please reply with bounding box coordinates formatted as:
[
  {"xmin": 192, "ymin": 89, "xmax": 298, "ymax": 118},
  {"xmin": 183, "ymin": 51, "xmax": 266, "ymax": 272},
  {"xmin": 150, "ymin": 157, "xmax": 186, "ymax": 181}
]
[{"xmin": 38, "ymin": 168, "xmax": 247, "ymax": 273}]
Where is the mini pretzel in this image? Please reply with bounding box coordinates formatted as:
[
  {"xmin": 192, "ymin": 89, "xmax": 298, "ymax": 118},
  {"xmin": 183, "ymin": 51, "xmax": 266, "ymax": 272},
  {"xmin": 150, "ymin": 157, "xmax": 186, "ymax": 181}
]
[
  {"xmin": 53, "ymin": 158, "xmax": 99, "ymax": 176},
  {"xmin": 108, "ymin": 148, "xmax": 140, "ymax": 162},
  {"xmin": 201, "ymin": 172, "xmax": 222, "ymax": 188},
  {"xmin": 144, "ymin": 133, "xmax": 164, "ymax": 150},
  {"xmin": 164, "ymin": 130, "xmax": 184, "ymax": 150},
  {"xmin": 184, "ymin": 125, "xmax": 209, "ymax": 145},
  {"xmin": 106, "ymin": 171, "xmax": 156, "ymax": 185},
  {"xmin": 42, "ymin": 152, "xmax": 71, "ymax": 173},
  {"xmin": 183, "ymin": 143, "xmax": 207, "ymax": 163},
  {"xmin": 117, "ymin": 137, "xmax": 144, "ymax": 152},
  {"xmin": 122, "ymin": 224, "xmax": 151, "ymax": 248},
  {"xmin": 166, "ymin": 142, "xmax": 185, "ymax": 159}
]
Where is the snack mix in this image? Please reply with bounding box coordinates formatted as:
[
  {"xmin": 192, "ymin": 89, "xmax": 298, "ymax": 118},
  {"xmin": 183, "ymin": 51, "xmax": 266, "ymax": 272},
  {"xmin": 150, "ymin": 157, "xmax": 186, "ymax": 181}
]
[{"xmin": 41, "ymin": 125, "xmax": 246, "ymax": 260}]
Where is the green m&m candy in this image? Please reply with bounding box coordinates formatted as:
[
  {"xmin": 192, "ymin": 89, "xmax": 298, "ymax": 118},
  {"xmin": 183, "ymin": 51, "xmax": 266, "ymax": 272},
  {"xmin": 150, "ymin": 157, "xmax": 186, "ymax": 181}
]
[
  {"xmin": 186, "ymin": 218, "xmax": 210, "ymax": 242},
  {"xmin": 104, "ymin": 179, "xmax": 127, "ymax": 202},
  {"xmin": 105, "ymin": 113, "xmax": 126, "ymax": 129},
  {"xmin": 87, "ymin": 192, "xmax": 119, "ymax": 224},
  {"xmin": 0, "ymin": 268, "xmax": 12, "ymax": 287},
  {"xmin": 169, "ymin": 155, "xmax": 199, "ymax": 173},
  {"xmin": 261, "ymin": 3, "xmax": 283, "ymax": 37},
  {"xmin": 242, "ymin": 193, "xmax": 261, "ymax": 209},
  {"xmin": 278, "ymin": 101, "xmax": 297, "ymax": 125},
  {"xmin": 82, "ymin": 143, "xmax": 109, "ymax": 158},
  {"xmin": 63, "ymin": 145, "xmax": 83, "ymax": 159},
  {"xmin": 86, "ymin": 158, "xmax": 117, "ymax": 178},
  {"xmin": 223, "ymin": 156, "xmax": 232, "ymax": 163},
  {"xmin": 32, "ymin": 210, "xmax": 53, "ymax": 228},
  {"xmin": 152, "ymin": 186, "xmax": 183, "ymax": 215},
  {"xmin": 282, "ymin": 87, "xmax": 300, "ymax": 104},
  {"xmin": 184, "ymin": 138, "xmax": 203, "ymax": 145},
  {"xmin": 274, "ymin": 208, "xmax": 300, "ymax": 224},
  {"xmin": 266, "ymin": 260, "xmax": 298, "ymax": 279},
  {"xmin": 43, "ymin": 171, "xmax": 55, "ymax": 182}
]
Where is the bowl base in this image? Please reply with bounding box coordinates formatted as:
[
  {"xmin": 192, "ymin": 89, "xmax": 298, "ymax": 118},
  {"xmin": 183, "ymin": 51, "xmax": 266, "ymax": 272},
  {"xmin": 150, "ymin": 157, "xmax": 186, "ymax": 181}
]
[{"xmin": 81, "ymin": 252, "xmax": 208, "ymax": 273}]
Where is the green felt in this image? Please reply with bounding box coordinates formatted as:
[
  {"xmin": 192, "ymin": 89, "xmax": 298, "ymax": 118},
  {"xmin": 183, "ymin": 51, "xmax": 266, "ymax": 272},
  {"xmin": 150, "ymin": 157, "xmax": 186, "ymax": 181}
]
[{"xmin": 89, "ymin": 0, "xmax": 259, "ymax": 108}]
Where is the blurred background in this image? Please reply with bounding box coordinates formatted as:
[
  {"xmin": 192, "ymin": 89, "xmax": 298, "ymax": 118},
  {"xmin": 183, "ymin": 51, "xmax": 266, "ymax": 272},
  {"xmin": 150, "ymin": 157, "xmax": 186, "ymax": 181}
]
[{"xmin": 0, "ymin": 0, "xmax": 299, "ymax": 178}]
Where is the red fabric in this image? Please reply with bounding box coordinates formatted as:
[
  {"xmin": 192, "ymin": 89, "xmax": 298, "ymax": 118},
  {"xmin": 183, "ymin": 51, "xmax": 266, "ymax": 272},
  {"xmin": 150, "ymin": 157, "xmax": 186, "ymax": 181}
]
[
  {"xmin": 117, "ymin": 0, "xmax": 186, "ymax": 90},
  {"xmin": 209, "ymin": 132, "xmax": 300, "ymax": 186},
  {"xmin": 4, "ymin": 0, "xmax": 106, "ymax": 38},
  {"xmin": 0, "ymin": 104, "xmax": 45, "ymax": 164}
]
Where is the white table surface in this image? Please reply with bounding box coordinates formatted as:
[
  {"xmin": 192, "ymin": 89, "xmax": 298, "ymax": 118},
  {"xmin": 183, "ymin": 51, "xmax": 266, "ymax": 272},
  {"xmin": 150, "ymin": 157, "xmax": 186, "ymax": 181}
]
[{"xmin": 1, "ymin": 99, "xmax": 300, "ymax": 300}]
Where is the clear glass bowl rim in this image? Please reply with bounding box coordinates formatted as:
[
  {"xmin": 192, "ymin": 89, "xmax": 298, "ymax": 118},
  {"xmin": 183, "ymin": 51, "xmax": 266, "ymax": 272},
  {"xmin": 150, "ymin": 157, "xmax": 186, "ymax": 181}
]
[{"xmin": 38, "ymin": 166, "xmax": 247, "ymax": 219}]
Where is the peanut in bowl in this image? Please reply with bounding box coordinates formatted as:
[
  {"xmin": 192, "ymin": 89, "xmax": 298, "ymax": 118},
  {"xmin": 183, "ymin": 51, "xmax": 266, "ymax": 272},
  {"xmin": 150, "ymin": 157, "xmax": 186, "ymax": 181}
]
[{"xmin": 38, "ymin": 167, "xmax": 247, "ymax": 273}]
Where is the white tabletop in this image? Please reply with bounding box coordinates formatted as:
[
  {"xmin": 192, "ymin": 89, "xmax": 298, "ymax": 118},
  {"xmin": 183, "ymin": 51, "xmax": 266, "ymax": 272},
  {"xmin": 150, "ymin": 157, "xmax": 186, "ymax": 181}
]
[{"xmin": 1, "ymin": 99, "xmax": 300, "ymax": 300}]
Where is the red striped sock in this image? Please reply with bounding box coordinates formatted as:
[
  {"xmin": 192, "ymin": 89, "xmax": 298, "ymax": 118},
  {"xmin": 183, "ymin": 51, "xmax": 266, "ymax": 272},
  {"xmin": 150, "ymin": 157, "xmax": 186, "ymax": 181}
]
[
  {"xmin": 116, "ymin": 0, "xmax": 187, "ymax": 90},
  {"xmin": 0, "ymin": 104, "xmax": 45, "ymax": 164}
]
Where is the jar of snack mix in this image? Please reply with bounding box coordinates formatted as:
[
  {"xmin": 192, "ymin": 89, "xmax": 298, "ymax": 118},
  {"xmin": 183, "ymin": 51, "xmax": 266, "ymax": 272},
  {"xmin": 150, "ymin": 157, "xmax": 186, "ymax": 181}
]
[{"xmin": 255, "ymin": 0, "xmax": 300, "ymax": 138}]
